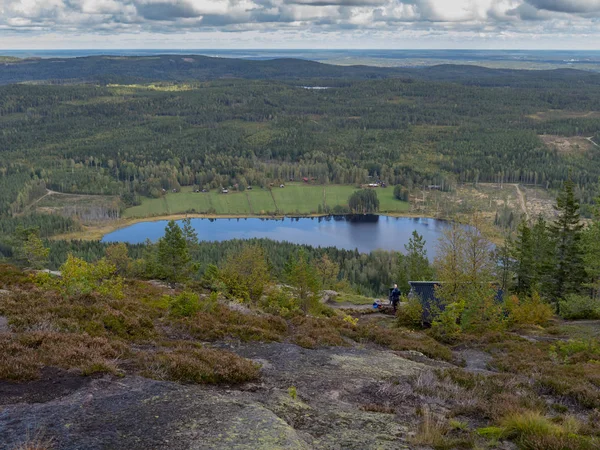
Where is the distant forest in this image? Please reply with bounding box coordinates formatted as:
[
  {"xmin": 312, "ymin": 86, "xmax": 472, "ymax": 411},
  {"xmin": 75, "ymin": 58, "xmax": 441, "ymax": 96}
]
[{"xmin": 1, "ymin": 56, "xmax": 600, "ymax": 236}]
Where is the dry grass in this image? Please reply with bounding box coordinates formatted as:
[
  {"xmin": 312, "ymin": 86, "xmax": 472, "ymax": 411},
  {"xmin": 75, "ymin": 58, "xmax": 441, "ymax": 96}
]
[
  {"xmin": 479, "ymin": 411, "xmax": 599, "ymax": 450},
  {"xmin": 175, "ymin": 304, "xmax": 288, "ymax": 342},
  {"xmin": 490, "ymin": 338, "xmax": 600, "ymax": 409},
  {"xmin": 0, "ymin": 332, "xmax": 127, "ymax": 380},
  {"xmin": 140, "ymin": 343, "xmax": 260, "ymax": 384},
  {"xmin": 1, "ymin": 286, "xmax": 158, "ymax": 341},
  {"xmin": 354, "ymin": 325, "xmax": 454, "ymax": 361},
  {"xmin": 11, "ymin": 433, "xmax": 55, "ymax": 450},
  {"xmin": 410, "ymin": 404, "xmax": 474, "ymax": 449},
  {"xmin": 359, "ymin": 403, "xmax": 396, "ymax": 414},
  {"xmin": 290, "ymin": 315, "xmax": 347, "ymax": 348}
]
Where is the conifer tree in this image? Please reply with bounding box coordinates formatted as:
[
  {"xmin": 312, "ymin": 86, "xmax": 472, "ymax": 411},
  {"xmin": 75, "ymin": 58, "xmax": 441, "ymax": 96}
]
[
  {"xmin": 583, "ymin": 197, "xmax": 600, "ymax": 299},
  {"xmin": 530, "ymin": 215, "xmax": 554, "ymax": 295},
  {"xmin": 13, "ymin": 226, "xmax": 49, "ymax": 270},
  {"xmin": 285, "ymin": 249, "xmax": 320, "ymax": 314},
  {"xmin": 512, "ymin": 221, "xmax": 534, "ymax": 294},
  {"xmin": 181, "ymin": 218, "xmax": 200, "ymax": 259},
  {"xmin": 157, "ymin": 220, "xmax": 192, "ymax": 285},
  {"xmin": 550, "ymin": 179, "xmax": 586, "ymax": 309},
  {"xmin": 348, "ymin": 189, "xmax": 379, "ymax": 214},
  {"xmin": 404, "ymin": 230, "xmax": 433, "ymax": 282}
]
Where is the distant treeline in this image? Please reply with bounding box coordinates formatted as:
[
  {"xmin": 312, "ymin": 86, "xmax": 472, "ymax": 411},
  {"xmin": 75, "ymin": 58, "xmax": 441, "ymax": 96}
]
[{"xmin": 41, "ymin": 238, "xmax": 414, "ymax": 297}]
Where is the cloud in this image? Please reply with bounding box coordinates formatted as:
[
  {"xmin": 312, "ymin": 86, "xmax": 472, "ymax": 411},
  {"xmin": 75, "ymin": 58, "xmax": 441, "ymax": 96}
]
[
  {"xmin": 525, "ymin": 0, "xmax": 600, "ymax": 14},
  {"xmin": 0, "ymin": 0, "xmax": 600, "ymax": 47}
]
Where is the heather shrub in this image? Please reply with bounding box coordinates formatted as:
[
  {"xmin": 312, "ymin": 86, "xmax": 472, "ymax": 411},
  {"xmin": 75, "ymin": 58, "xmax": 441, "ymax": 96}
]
[{"xmin": 141, "ymin": 344, "xmax": 260, "ymax": 384}]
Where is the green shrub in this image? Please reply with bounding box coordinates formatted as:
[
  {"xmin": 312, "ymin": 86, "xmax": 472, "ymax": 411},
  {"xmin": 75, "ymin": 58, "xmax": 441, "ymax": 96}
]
[
  {"xmin": 396, "ymin": 295, "xmax": 423, "ymax": 328},
  {"xmin": 42, "ymin": 254, "xmax": 124, "ymax": 299},
  {"xmin": 505, "ymin": 292, "xmax": 554, "ymax": 326},
  {"xmin": 288, "ymin": 386, "xmax": 297, "ymax": 399},
  {"xmin": 259, "ymin": 288, "xmax": 300, "ymax": 318},
  {"xmin": 168, "ymin": 291, "xmax": 202, "ymax": 318},
  {"xmin": 559, "ymin": 294, "xmax": 600, "ymax": 320},
  {"xmin": 460, "ymin": 288, "xmax": 506, "ymax": 334},
  {"xmin": 550, "ymin": 339, "xmax": 600, "ymax": 364},
  {"xmin": 430, "ymin": 302, "xmax": 463, "ymax": 344}
]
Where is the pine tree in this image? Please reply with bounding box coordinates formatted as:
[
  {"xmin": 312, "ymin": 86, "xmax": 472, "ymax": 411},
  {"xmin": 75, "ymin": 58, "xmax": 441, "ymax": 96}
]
[
  {"xmin": 530, "ymin": 216, "xmax": 554, "ymax": 295},
  {"xmin": 550, "ymin": 179, "xmax": 586, "ymax": 309},
  {"xmin": 316, "ymin": 254, "xmax": 340, "ymax": 289},
  {"xmin": 181, "ymin": 218, "xmax": 200, "ymax": 259},
  {"xmin": 512, "ymin": 221, "xmax": 534, "ymax": 294},
  {"xmin": 404, "ymin": 230, "xmax": 433, "ymax": 282},
  {"xmin": 583, "ymin": 197, "xmax": 600, "ymax": 299},
  {"xmin": 13, "ymin": 226, "xmax": 49, "ymax": 270},
  {"xmin": 493, "ymin": 234, "xmax": 513, "ymax": 292},
  {"xmin": 157, "ymin": 220, "xmax": 192, "ymax": 285},
  {"xmin": 285, "ymin": 249, "xmax": 320, "ymax": 314}
]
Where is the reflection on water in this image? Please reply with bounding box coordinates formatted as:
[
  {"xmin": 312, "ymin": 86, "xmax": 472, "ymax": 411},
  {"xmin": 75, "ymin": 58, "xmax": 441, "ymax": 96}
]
[{"xmin": 102, "ymin": 215, "xmax": 453, "ymax": 258}]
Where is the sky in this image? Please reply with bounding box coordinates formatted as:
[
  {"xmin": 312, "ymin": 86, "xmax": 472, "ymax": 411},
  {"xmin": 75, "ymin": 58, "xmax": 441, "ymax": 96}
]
[{"xmin": 1, "ymin": 0, "xmax": 600, "ymax": 49}]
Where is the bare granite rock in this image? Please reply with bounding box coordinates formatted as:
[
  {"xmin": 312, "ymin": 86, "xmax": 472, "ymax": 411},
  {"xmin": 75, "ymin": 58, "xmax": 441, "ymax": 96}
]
[{"xmin": 0, "ymin": 343, "xmax": 427, "ymax": 450}]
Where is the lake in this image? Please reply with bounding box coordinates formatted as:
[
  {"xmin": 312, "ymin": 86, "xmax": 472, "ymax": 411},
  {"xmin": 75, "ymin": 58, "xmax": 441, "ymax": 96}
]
[{"xmin": 102, "ymin": 215, "xmax": 453, "ymax": 258}]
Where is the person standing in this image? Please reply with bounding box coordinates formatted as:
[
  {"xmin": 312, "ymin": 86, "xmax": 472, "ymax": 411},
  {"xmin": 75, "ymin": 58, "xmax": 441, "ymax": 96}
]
[{"xmin": 389, "ymin": 283, "xmax": 401, "ymax": 312}]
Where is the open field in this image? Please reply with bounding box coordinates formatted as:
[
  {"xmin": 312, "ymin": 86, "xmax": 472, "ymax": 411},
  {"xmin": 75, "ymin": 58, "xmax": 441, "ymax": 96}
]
[
  {"xmin": 539, "ymin": 135, "xmax": 594, "ymax": 155},
  {"xmin": 122, "ymin": 184, "xmax": 409, "ymax": 219},
  {"xmin": 28, "ymin": 190, "xmax": 121, "ymax": 224},
  {"xmin": 527, "ymin": 110, "xmax": 600, "ymax": 121}
]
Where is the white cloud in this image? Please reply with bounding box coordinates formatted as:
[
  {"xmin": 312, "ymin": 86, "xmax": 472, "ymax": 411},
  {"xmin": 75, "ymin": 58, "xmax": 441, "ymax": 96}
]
[{"xmin": 0, "ymin": 0, "xmax": 599, "ymax": 47}]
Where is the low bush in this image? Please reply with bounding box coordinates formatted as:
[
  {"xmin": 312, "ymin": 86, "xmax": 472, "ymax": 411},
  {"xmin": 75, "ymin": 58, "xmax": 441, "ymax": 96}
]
[
  {"xmin": 259, "ymin": 287, "xmax": 301, "ymax": 318},
  {"xmin": 141, "ymin": 344, "xmax": 260, "ymax": 384},
  {"xmin": 353, "ymin": 324, "xmax": 454, "ymax": 361},
  {"xmin": 168, "ymin": 291, "xmax": 202, "ymax": 317},
  {"xmin": 1, "ymin": 285, "xmax": 157, "ymax": 341},
  {"xmin": 396, "ymin": 295, "xmax": 423, "ymax": 328},
  {"xmin": 505, "ymin": 292, "xmax": 554, "ymax": 327},
  {"xmin": 490, "ymin": 338, "xmax": 600, "ymax": 409},
  {"xmin": 559, "ymin": 294, "xmax": 600, "ymax": 320},
  {"xmin": 550, "ymin": 339, "xmax": 600, "ymax": 364},
  {"xmin": 290, "ymin": 315, "xmax": 346, "ymax": 349},
  {"xmin": 429, "ymin": 302, "xmax": 463, "ymax": 344},
  {"xmin": 175, "ymin": 304, "xmax": 288, "ymax": 342},
  {"xmin": 0, "ymin": 332, "xmax": 127, "ymax": 380},
  {"xmin": 40, "ymin": 254, "xmax": 125, "ymax": 300}
]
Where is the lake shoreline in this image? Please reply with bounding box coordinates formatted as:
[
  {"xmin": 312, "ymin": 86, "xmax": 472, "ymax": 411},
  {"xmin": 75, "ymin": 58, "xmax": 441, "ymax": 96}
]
[
  {"xmin": 99, "ymin": 213, "xmax": 455, "ymax": 255},
  {"xmin": 52, "ymin": 211, "xmax": 442, "ymax": 242}
]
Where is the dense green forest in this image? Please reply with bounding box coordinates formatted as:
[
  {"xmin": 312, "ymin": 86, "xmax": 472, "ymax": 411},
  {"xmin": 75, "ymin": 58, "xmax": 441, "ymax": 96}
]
[{"xmin": 1, "ymin": 59, "xmax": 600, "ymax": 237}]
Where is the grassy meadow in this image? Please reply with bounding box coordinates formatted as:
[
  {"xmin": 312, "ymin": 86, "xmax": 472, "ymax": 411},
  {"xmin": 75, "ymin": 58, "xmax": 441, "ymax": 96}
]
[{"xmin": 122, "ymin": 184, "xmax": 410, "ymax": 218}]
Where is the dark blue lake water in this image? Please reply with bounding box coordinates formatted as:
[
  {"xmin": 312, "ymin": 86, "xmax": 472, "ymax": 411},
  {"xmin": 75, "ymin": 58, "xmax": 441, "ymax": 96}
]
[{"xmin": 102, "ymin": 215, "xmax": 453, "ymax": 257}]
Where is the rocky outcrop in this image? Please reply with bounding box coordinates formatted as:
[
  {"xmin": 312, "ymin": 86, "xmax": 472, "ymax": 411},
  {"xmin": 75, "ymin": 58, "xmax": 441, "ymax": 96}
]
[{"xmin": 0, "ymin": 343, "xmax": 427, "ymax": 450}]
